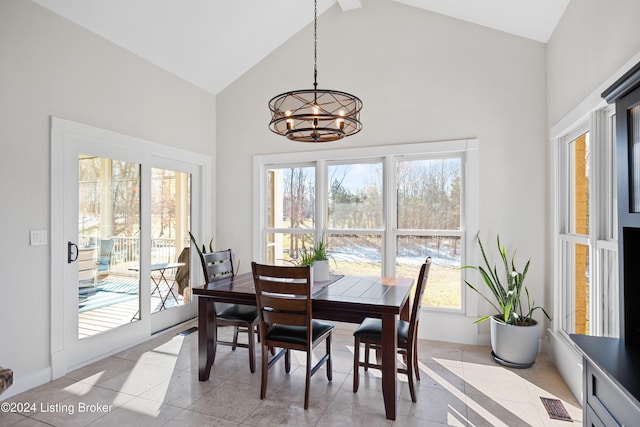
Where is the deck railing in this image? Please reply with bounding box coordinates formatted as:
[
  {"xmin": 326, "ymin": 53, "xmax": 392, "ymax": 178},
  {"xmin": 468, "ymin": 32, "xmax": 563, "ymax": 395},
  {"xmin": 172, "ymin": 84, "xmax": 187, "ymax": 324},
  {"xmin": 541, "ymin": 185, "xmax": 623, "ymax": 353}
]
[{"xmin": 80, "ymin": 236, "xmax": 189, "ymax": 274}]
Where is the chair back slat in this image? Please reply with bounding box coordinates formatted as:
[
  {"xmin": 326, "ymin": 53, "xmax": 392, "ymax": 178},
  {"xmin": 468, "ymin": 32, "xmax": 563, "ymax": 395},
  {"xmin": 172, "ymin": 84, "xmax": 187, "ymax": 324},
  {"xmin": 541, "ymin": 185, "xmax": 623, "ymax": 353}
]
[
  {"xmin": 207, "ymin": 261, "xmax": 233, "ymax": 277},
  {"xmin": 259, "ymin": 294, "xmax": 308, "ymax": 312},
  {"xmin": 254, "ymin": 264, "xmax": 310, "ymax": 279},
  {"xmin": 255, "ymin": 279, "xmax": 310, "ymax": 296},
  {"xmin": 262, "ymin": 310, "xmax": 307, "ymax": 326},
  {"xmin": 199, "ymin": 249, "xmax": 234, "ymax": 283}
]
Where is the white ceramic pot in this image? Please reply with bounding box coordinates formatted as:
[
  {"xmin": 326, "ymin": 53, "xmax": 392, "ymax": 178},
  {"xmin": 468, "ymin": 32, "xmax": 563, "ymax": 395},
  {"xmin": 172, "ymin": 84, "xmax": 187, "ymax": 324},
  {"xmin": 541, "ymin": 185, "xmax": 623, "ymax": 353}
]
[
  {"xmin": 490, "ymin": 315, "xmax": 541, "ymax": 368},
  {"xmin": 312, "ymin": 260, "xmax": 330, "ymax": 282}
]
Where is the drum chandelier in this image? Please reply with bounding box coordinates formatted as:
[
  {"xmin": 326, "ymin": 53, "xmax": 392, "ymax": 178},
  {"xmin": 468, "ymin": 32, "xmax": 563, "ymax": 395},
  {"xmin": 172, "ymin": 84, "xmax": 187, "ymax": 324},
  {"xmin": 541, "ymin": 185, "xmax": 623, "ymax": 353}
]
[{"xmin": 268, "ymin": 0, "xmax": 362, "ymax": 143}]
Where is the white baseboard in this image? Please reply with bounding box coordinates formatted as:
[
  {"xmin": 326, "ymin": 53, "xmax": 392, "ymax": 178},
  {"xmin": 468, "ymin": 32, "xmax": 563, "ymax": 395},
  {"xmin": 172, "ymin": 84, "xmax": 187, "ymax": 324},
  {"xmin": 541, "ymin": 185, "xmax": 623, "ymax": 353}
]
[
  {"xmin": 421, "ymin": 311, "xmax": 484, "ymax": 345},
  {"xmin": 337, "ymin": 312, "xmax": 490, "ymax": 346},
  {"xmin": 548, "ymin": 329, "xmax": 583, "ymax": 405}
]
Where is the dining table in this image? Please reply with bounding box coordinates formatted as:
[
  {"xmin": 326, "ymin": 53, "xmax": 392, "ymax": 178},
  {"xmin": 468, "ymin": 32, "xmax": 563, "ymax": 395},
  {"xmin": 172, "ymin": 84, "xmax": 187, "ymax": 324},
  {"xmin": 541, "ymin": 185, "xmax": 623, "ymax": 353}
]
[{"xmin": 192, "ymin": 271, "xmax": 414, "ymax": 420}]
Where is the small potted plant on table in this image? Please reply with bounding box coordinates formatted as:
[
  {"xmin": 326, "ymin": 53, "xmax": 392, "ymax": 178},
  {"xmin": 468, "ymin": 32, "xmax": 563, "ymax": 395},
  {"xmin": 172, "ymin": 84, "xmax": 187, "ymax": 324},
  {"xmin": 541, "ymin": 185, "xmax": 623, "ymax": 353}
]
[{"xmin": 298, "ymin": 237, "xmax": 331, "ymax": 282}]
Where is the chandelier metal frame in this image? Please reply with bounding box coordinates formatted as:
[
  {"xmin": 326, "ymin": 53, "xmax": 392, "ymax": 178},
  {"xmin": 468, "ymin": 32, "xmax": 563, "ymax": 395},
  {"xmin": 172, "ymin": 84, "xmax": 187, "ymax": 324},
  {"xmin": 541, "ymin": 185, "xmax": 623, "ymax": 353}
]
[{"xmin": 268, "ymin": 0, "xmax": 362, "ymax": 143}]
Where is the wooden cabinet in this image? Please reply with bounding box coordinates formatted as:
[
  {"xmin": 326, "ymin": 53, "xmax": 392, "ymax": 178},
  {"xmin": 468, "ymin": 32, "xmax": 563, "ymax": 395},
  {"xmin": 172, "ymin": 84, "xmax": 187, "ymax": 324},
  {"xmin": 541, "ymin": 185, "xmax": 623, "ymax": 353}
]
[
  {"xmin": 584, "ymin": 357, "xmax": 640, "ymax": 426},
  {"xmin": 585, "ymin": 404, "xmax": 606, "ymax": 427},
  {"xmin": 572, "ymin": 335, "xmax": 640, "ymax": 427}
]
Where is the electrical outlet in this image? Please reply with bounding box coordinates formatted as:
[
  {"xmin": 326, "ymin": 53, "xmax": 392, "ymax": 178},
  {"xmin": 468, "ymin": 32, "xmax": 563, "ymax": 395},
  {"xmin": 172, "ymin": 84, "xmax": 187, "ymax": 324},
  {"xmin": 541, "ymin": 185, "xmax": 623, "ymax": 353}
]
[{"xmin": 30, "ymin": 230, "xmax": 48, "ymax": 246}]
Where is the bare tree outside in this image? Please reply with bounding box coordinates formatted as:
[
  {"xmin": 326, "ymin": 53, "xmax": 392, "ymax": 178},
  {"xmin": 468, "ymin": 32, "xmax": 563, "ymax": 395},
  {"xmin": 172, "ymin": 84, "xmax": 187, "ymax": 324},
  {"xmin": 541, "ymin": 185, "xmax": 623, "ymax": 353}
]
[
  {"xmin": 79, "ymin": 156, "xmax": 141, "ymax": 245},
  {"xmin": 397, "ymin": 158, "xmax": 460, "ymax": 230},
  {"xmin": 278, "ymin": 166, "xmax": 315, "ymax": 262}
]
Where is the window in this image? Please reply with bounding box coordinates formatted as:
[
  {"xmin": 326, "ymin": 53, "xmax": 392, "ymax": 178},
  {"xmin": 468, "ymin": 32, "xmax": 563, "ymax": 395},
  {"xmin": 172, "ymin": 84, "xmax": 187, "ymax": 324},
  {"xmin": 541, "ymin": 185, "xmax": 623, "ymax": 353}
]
[
  {"xmin": 327, "ymin": 161, "xmax": 383, "ymax": 276},
  {"xmin": 396, "ymin": 157, "xmax": 462, "ymax": 309},
  {"xmin": 255, "ymin": 140, "xmax": 478, "ymax": 311},
  {"xmin": 265, "ymin": 165, "xmax": 316, "ymax": 265},
  {"xmin": 555, "ymin": 107, "xmax": 618, "ymax": 338}
]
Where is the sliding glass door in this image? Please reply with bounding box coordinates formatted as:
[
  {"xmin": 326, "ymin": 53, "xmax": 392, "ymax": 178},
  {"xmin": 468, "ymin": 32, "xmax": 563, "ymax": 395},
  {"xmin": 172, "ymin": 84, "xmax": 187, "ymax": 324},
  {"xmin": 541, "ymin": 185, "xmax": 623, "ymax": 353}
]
[{"xmin": 51, "ymin": 118, "xmax": 206, "ymax": 374}]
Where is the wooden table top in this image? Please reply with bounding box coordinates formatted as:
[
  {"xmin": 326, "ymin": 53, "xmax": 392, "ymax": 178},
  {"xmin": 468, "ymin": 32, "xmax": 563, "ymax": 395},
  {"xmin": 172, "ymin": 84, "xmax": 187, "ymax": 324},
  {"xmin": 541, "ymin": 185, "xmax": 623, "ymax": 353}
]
[{"xmin": 193, "ymin": 271, "xmax": 414, "ymax": 323}]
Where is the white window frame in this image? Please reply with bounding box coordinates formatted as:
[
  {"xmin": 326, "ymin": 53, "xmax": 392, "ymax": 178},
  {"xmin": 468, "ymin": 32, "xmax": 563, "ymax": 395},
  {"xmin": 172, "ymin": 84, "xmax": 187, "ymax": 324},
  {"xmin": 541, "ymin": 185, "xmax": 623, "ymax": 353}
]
[
  {"xmin": 253, "ymin": 139, "xmax": 479, "ymax": 314},
  {"xmin": 553, "ymin": 105, "xmax": 618, "ymax": 343}
]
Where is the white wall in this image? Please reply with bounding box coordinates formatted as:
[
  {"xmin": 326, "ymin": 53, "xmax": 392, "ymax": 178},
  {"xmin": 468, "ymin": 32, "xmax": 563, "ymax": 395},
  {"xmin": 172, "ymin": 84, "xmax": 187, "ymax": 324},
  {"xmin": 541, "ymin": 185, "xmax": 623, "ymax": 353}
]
[
  {"xmin": 547, "ymin": 0, "xmax": 640, "ymax": 127},
  {"xmin": 546, "ymin": 0, "xmax": 640, "ymax": 404},
  {"xmin": 216, "ymin": 0, "xmax": 547, "ymax": 343},
  {"xmin": 0, "ymin": 0, "xmax": 215, "ymax": 396}
]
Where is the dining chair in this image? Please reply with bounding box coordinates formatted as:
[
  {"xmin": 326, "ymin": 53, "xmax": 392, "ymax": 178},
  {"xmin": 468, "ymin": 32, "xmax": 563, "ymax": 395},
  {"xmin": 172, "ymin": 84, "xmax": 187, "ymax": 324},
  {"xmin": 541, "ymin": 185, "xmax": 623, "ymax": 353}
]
[
  {"xmin": 251, "ymin": 262, "xmax": 334, "ymax": 409},
  {"xmin": 352, "ymin": 257, "xmax": 431, "ymax": 402},
  {"xmin": 199, "ymin": 249, "xmax": 259, "ymax": 373}
]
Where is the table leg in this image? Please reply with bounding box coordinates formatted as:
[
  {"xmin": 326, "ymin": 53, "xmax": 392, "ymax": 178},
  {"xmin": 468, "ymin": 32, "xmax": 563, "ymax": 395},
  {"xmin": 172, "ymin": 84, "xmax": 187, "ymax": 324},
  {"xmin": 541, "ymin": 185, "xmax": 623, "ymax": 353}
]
[
  {"xmin": 157, "ymin": 269, "xmax": 179, "ymax": 309},
  {"xmin": 381, "ymin": 312, "xmax": 398, "ymax": 420},
  {"xmin": 198, "ymin": 297, "xmax": 218, "ymax": 381},
  {"xmin": 152, "ymin": 273, "xmax": 166, "ymax": 309}
]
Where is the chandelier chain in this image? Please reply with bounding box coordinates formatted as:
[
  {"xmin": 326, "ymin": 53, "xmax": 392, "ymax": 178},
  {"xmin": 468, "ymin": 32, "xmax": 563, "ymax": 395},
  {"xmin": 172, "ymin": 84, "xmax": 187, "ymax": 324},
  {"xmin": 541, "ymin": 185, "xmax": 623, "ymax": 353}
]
[{"xmin": 313, "ymin": 0, "xmax": 317, "ymax": 90}]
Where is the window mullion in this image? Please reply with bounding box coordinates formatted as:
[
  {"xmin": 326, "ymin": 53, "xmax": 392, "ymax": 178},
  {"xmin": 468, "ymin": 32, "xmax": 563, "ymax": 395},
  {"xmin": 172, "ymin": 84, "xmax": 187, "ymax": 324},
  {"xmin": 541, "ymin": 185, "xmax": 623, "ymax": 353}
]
[
  {"xmin": 384, "ymin": 156, "xmax": 395, "ymax": 277},
  {"xmin": 316, "ymin": 160, "xmax": 326, "ymax": 242},
  {"xmin": 590, "ymin": 109, "xmax": 605, "ymax": 336}
]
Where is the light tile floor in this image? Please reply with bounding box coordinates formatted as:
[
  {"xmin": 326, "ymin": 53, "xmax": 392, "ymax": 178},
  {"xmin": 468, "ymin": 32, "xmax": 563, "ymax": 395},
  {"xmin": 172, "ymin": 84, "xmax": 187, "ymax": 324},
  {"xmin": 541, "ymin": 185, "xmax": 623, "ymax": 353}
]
[{"xmin": 1, "ymin": 320, "xmax": 582, "ymax": 426}]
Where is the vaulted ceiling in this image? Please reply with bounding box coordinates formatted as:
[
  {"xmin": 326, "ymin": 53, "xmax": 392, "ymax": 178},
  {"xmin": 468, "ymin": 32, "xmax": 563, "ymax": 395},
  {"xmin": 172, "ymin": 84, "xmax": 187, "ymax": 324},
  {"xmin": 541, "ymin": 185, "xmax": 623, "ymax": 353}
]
[{"xmin": 33, "ymin": 0, "xmax": 570, "ymax": 95}]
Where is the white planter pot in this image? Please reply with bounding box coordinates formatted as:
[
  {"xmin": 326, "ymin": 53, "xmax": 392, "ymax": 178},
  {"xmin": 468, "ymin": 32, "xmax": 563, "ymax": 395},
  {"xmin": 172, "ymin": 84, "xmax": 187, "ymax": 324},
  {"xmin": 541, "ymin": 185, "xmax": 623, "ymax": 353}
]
[
  {"xmin": 490, "ymin": 315, "xmax": 540, "ymax": 368},
  {"xmin": 312, "ymin": 260, "xmax": 330, "ymax": 282}
]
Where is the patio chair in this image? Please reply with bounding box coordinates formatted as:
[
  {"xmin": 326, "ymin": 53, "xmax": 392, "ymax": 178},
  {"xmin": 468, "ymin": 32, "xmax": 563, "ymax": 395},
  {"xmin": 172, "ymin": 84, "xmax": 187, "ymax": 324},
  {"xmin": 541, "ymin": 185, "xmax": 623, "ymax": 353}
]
[
  {"xmin": 78, "ymin": 246, "xmax": 98, "ymax": 287},
  {"xmin": 97, "ymin": 238, "xmax": 114, "ymax": 279}
]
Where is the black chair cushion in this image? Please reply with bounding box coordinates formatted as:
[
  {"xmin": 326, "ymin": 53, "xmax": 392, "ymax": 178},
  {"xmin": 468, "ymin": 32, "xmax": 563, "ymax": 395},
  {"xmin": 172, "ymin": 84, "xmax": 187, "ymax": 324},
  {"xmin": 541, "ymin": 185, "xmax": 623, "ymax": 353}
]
[
  {"xmin": 353, "ymin": 317, "xmax": 410, "ymax": 344},
  {"xmin": 267, "ymin": 319, "xmax": 334, "ymax": 345},
  {"xmin": 217, "ymin": 304, "xmax": 259, "ymax": 323}
]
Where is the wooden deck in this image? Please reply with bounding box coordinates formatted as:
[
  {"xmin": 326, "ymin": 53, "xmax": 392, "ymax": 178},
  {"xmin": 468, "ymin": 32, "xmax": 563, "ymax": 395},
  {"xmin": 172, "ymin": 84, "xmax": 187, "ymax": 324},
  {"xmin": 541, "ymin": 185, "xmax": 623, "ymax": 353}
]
[{"xmin": 78, "ymin": 273, "xmax": 189, "ymax": 339}]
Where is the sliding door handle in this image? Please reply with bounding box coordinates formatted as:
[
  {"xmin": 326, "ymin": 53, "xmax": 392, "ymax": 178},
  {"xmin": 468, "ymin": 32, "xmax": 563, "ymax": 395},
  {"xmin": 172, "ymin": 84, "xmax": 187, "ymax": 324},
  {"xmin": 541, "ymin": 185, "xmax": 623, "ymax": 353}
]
[{"xmin": 68, "ymin": 241, "xmax": 78, "ymax": 263}]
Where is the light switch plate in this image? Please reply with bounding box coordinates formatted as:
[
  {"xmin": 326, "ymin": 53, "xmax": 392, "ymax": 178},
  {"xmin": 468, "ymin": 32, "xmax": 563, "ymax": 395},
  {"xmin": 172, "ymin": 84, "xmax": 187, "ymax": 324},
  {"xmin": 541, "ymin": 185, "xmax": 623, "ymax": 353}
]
[{"xmin": 30, "ymin": 230, "xmax": 48, "ymax": 246}]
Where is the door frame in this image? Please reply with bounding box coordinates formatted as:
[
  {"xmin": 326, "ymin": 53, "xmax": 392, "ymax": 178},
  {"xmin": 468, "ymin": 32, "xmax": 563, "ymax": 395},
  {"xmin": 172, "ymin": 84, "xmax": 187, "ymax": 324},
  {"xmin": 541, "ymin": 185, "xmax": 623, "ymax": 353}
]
[{"xmin": 50, "ymin": 117, "xmax": 213, "ymax": 378}]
